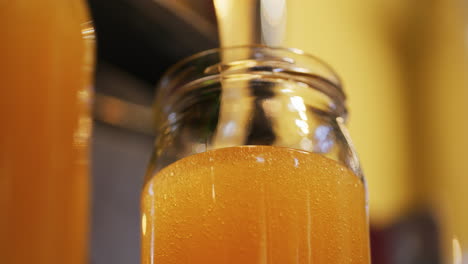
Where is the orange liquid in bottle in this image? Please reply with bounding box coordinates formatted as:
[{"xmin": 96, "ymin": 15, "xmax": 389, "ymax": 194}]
[
  {"xmin": 0, "ymin": 1, "xmax": 93, "ymax": 263},
  {"xmin": 142, "ymin": 146, "xmax": 370, "ymax": 264}
]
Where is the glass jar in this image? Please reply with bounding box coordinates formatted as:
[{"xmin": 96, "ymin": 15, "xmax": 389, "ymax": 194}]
[{"xmin": 141, "ymin": 46, "xmax": 370, "ymax": 264}]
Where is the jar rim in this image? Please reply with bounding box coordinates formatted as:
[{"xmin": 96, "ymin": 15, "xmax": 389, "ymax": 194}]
[
  {"xmin": 160, "ymin": 45, "xmax": 342, "ymax": 89},
  {"xmin": 156, "ymin": 45, "xmax": 347, "ymax": 119}
]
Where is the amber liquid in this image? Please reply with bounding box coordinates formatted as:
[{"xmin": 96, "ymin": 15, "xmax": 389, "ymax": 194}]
[
  {"xmin": 0, "ymin": 1, "xmax": 93, "ymax": 263},
  {"xmin": 142, "ymin": 146, "xmax": 370, "ymax": 263}
]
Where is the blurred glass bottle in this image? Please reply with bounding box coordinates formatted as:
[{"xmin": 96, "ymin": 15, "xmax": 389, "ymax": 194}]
[{"xmin": 0, "ymin": 1, "xmax": 94, "ymax": 263}]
